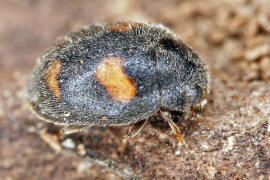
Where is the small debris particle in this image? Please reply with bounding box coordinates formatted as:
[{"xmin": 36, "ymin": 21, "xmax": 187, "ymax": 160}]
[
  {"xmin": 77, "ymin": 161, "xmax": 93, "ymax": 173},
  {"xmin": 27, "ymin": 126, "xmax": 37, "ymax": 133},
  {"xmin": 251, "ymin": 91, "xmax": 260, "ymax": 97},
  {"xmin": 63, "ymin": 112, "xmax": 71, "ymax": 117},
  {"xmin": 62, "ymin": 138, "xmax": 76, "ymax": 149},
  {"xmin": 255, "ymin": 161, "xmax": 260, "ymax": 168},
  {"xmin": 201, "ymin": 142, "xmax": 210, "ymax": 151},
  {"xmin": 223, "ymin": 136, "xmax": 236, "ymax": 152},
  {"xmin": 77, "ymin": 144, "xmax": 87, "ymax": 156},
  {"xmin": 175, "ymin": 150, "xmax": 181, "ymax": 156}
]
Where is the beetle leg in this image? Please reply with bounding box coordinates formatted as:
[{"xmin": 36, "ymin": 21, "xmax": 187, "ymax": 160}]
[
  {"xmin": 123, "ymin": 119, "xmax": 147, "ymax": 141},
  {"xmin": 160, "ymin": 110, "xmax": 185, "ymax": 145}
]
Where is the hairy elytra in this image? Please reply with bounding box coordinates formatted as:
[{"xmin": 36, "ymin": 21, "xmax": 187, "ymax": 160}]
[{"xmin": 27, "ymin": 22, "xmax": 210, "ymax": 144}]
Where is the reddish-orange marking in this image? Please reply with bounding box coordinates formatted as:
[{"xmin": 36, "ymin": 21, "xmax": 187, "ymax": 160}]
[
  {"xmin": 108, "ymin": 22, "xmax": 143, "ymax": 32},
  {"xmin": 96, "ymin": 56, "xmax": 136, "ymax": 102},
  {"xmin": 108, "ymin": 22, "xmax": 130, "ymax": 32},
  {"xmin": 45, "ymin": 60, "xmax": 62, "ymax": 98},
  {"xmin": 101, "ymin": 116, "xmax": 108, "ymax": 121}
]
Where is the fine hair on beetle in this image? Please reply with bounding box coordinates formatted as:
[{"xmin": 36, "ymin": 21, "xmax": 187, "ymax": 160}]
[{"xmin": 27, "ymin": 21, "xmax": 210, "ymax": 145}]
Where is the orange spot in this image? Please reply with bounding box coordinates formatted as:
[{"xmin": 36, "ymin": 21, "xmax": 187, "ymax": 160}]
[
  {"xmin": 108, "ymin": 22, "xmax": 143, "ymax": 32},
  {"xmin": 101, "ymin": 116, "xmax": 108, "ymax": 121},
  {"xmin": 96, "ymin": 56, "xmax": 136, "ymax": 102},
  {"xmin": 108, "ymin": 22, "xmax": 130, "ymax": 32},
  {"xmin": 45, "ymin": 60, "xmax": 62, "ymax": 98}
]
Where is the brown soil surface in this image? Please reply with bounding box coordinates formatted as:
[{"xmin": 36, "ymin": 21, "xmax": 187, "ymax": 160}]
[{"xmin": 1, "ymin": 0, "xmax": 270, "ymax": 179}]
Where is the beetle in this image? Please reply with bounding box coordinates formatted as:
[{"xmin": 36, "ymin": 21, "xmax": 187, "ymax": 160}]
[{"xmin": 27, "ymin": 22, "xmax": 210, "ymax": 144}]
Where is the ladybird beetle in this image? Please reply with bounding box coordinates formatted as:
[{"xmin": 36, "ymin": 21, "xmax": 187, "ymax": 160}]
[{"xmin": 27, "ymin": 22, "xmax": 210, "ymax": 144}]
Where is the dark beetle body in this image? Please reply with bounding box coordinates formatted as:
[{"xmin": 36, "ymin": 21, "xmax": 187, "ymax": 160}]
[{"xmin": 27, "ymin": 22, "xmax": 210, "ymax": 127}]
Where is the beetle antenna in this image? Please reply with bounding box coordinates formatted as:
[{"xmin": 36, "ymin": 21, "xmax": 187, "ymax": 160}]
[{"xmin": 160, "ymin": 110, "xmax": 185, "ymax": 145}]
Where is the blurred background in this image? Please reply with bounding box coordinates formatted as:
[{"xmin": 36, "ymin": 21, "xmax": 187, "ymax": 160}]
[{"xmin": 1, "ymin": 0, "xmax": 270, "ymax": 179}]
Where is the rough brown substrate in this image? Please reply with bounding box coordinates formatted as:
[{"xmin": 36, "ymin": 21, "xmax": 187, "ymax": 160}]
[{"xmin": 1, "ymin": 0, "xmax": 270, "ymax": 179}]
